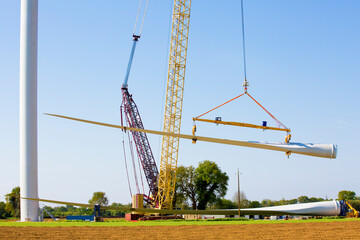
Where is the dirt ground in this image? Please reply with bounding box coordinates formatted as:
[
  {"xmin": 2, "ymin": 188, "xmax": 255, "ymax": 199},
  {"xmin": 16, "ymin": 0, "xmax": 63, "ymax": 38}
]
[{"xmin": 1, "ymin": 221, "xmax": 360, "ymax": 239}]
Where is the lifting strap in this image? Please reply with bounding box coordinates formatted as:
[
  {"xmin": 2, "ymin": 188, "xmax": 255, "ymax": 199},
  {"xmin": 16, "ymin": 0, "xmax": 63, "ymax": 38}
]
[
  {"xmin": 195, "ymin": 91, "xmax": 288, "ymax": 130},
  {"xmin": 195, "ymin": 93, "xmax": 246, "ymax": 119},
  {"xmin": 122, "ymin": 0, "xmax": 149, "ymax": 89},
  {"xmin": 193, "ymin": 0, "xmax": 290, "ymax": 141},
  {"xmin": 133, "ymin": 0, "xmax": 149, "ymax": 37},
  {"xmin": 193, "ymin": 91, "xmax": 291, "ymax": 139}
]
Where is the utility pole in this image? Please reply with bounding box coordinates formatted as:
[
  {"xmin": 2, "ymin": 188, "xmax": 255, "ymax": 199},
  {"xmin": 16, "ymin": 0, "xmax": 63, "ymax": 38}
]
[
  {"xmin": 237, "ymin": 169, "xmax": 241, "ymax": 217},
  {"xmin": 20, "ymin": 0, "xmax": 39, "ymax": 221}
]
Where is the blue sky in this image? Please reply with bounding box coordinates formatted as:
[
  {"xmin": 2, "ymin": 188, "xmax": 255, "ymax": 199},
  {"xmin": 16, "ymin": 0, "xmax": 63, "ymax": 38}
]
[{"xmin": 1, "ymin": 0, "xmax": 359, "ymax": 205}]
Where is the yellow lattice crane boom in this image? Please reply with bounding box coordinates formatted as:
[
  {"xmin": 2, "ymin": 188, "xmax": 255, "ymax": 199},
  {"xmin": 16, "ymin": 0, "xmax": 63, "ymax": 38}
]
[{"xmin": 157, "ymin": 0, "xmax": 191, "ymax": 209}]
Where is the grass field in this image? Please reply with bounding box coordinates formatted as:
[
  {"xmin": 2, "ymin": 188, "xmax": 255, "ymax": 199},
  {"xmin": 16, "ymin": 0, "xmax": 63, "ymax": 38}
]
[{"xmin": 0, "ymin": 217, "xmax": 359, "ymax": 227}]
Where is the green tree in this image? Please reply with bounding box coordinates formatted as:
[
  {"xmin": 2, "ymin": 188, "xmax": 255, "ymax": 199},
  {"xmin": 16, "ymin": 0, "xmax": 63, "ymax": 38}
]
[
  {"xmin": 78, "ymin": 207, "xmax": 93, "ymax": 216},
  {"xmin": 277, "ymin": 198, "xmax": 288, "ymax": 206},
  {"xmin": 233, "ymin": 191, "xmax": 250, "ymax": 208},
  {"xmin": 261, "ymin": 199, "xmax": 275, "ymax": 207},
  {"xmin": 248, "ymin": 201, "xmax": 261, "ymax": 208},
  {"xmin": 195, "ymin": 160, "xmax": 229, "ymax": 210},
  {"xmin": 105, "ymin": 202, "xmax": 131, "ymax": 217},
  {"xmin": 53, "ymin": 206, "xmax": 67, "ymax": 217},
  {"xmin": 42, "ymin": 206, "xmax": 55, "ymax": 218},
  {"xmin": 297, "ymin": 195, "xmax": 310, "ymax": 203},
  {"xmin": 0, "ymin": 201, "xmax": 11, "ymax": 219},
  {"xmin": 175, "ymin": 165, "xmax": 197, "ymax": 209},
  {"xmin": 66, "ymin": 205, "xmax": 76, "ymax": 211},
  {"xmin": 88, "ymin": 192, "xmax": 109, "ymax": 206},
  {"xmin": 5, "ymin": 187, "xmax": 20, "ymax": 218},
  {"xmin": 348, "ymin": 200, "xmax": 360, "ymax": 211},
  {"xmin": 338, "ymin": 190, "xmax": 356, "ymax": 200},
  {"xmin": 212, "ymin": 199, "xmax": 237, "ymax": 209}
]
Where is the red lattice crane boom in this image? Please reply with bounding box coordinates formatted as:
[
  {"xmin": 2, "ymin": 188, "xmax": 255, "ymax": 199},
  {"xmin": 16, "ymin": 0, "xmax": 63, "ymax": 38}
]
[{"xmin": 121, "ymin": 34, "xmax": 159, "ymax": 205}]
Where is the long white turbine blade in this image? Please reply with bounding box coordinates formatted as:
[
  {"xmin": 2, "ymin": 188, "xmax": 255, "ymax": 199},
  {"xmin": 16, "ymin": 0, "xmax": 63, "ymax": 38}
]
[
  {"xmin": 23, "ymin": 197, "xmax": 341, "ymax": 216},
  {"xmin": 45, "ymin": 113, "xmax": 337, "ymax": 159}
]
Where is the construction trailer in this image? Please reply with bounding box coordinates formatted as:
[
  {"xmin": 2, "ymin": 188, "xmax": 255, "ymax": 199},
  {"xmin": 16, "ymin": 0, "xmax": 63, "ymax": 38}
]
[{"xmin": 65, "ymin": 204, "xmax": 102, "ymax": 222}]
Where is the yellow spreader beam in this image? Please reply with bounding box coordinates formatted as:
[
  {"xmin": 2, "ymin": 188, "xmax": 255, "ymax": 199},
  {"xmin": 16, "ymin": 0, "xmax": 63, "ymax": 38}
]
[{"xmin": 193, "ymin": 118, "xmax": 290, "ymax": 133}]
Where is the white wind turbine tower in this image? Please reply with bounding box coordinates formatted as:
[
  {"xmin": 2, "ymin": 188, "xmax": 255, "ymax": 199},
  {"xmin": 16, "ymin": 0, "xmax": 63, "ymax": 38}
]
[{"xmin": 19, "ymin": 0, "xmax": 39, "ymax": 221}]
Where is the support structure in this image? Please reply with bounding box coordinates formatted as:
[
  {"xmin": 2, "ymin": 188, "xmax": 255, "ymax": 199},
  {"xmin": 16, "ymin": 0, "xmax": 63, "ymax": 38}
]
[
  {"xmin": 19, "ymin": 0, "xmax": 39, "ymax": 221},
  {"xmin": 158, "ymin": 0, "xmax": 191, "ymax": 209},
  {"xmin": 120, "ymin": 32, "xmax": 159, "ymax": 205},
  {"xmin": 122, "ymin": 88, "xmax": 159, "ymax": 203}
]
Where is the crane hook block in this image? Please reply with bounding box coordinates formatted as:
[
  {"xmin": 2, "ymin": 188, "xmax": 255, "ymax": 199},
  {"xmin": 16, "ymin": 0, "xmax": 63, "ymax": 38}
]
[
  {"xmin": 285, "ymin": 134, "xmax": 292, "ymax": 143},
  {"xmin": 192, "ymin": 125, "xmax": 196, "ymax": 136},
  {"xmin": 192, "ymin": 125, "xmax": 197, "ymax": 144}
]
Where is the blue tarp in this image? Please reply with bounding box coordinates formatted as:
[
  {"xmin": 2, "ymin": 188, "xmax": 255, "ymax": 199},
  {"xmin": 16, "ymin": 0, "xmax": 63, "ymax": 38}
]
[{"xmin": 66, "ymin": 215, "xmax": 95, "ymax": 221}]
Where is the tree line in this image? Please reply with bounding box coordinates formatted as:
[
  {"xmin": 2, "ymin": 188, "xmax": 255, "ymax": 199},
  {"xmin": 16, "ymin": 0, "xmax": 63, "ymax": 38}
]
[
  {"xmin": 1, "ymin": 160, "xmax": 359, "ymax": 218},
  {"xmin": 0, "ymin": 189, "xmax": 130, "ymax": 219},
  {"xmin": 173, "ymin": 161, "xmax": 360, "ymax": 211}
]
